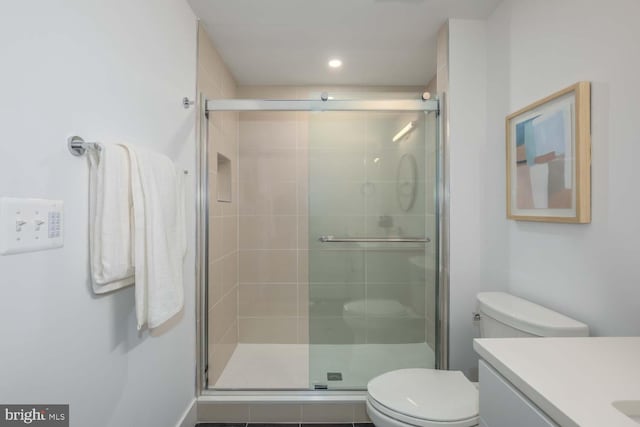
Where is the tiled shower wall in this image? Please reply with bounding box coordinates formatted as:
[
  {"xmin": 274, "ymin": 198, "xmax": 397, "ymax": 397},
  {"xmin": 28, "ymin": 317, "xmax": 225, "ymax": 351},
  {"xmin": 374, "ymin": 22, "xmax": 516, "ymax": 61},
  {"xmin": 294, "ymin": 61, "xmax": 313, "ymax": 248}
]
[
  {"xmin": 198, "ymin": 25, "xmax": 240, "ymax": 385},
  {"xmin": 236, "ymin": 87, "xmax": 309, "ymax": 344}
]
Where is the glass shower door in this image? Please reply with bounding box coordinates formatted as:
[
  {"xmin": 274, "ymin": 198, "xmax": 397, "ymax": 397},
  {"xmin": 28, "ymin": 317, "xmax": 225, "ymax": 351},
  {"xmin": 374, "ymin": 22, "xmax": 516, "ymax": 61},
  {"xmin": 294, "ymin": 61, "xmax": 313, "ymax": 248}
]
[{"xmin": 307, "ymin": 110, "xmax": 439, "ymax": 390}]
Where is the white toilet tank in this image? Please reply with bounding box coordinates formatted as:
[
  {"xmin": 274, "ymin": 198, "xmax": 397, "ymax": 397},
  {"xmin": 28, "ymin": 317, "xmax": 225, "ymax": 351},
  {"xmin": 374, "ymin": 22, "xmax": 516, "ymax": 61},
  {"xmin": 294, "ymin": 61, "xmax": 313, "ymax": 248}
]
[{"xmin": 477, "ymin": 292, "xmax": 589, "ymax": 338}]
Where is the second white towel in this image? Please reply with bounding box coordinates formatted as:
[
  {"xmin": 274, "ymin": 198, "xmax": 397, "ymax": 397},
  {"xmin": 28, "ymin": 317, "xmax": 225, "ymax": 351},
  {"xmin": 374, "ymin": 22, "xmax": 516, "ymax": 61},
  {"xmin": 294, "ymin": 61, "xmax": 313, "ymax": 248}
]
[{"xmin": 122, "ymin": 144, "xmax": 187, "ymax": 330}]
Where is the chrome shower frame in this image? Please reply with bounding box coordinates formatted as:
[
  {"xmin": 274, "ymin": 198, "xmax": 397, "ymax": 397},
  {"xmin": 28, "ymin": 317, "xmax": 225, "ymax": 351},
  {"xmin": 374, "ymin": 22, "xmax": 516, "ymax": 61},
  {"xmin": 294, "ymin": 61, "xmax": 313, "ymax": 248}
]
[{"xmin": 195, "ymin": 95, "xmax": 449, "ymax": 401}]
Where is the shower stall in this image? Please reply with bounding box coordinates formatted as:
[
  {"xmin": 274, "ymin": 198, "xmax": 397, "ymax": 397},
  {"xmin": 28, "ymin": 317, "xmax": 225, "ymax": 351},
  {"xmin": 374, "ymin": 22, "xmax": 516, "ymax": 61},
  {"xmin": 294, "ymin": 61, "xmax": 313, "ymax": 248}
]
[{"xmin": 196, "ymin": 92, "xmax": 445, "ymax": 394}]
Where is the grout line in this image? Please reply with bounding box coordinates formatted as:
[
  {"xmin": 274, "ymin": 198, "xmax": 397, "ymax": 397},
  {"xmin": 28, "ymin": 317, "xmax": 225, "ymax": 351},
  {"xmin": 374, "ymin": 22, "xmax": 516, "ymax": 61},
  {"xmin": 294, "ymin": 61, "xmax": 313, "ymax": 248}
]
[
  {"xmin": 210, "ymin": 281, "xmax": 239, "ymax": 310},
  {"xmin": 210, "ymin": 248, "xmax": 240, "ymax": 264},
  {"xmin": 236, "ymin": 316, "xmax": 305, "ymax": 319},
  {"xmin": 237, "ymin": 214, "xmax": 299, "ymax": 217},
  {"xmin": 295, "ymin": 111, "xmax": 301, "ymax": 344},
  {"xmin": 235, "ymin": 282, "xmax": 299, "ymax": 286},
  {"xmin": 234, "ymin": 249, "xmax": 299, "ymax": 252},
  {"xmin": 235, "ymin": 109, "xmax": 241, "ymax": 346},
  {"xmin": 211, "ymin": 314, "xmax": 238, "ymax": 348},
  {"xmin": 237, "ymin": 282, "xmax": 300, "ymax": 286},
  {"xmin": 237, "ymin": 248, "xmax": 299, "ymax": 252}
]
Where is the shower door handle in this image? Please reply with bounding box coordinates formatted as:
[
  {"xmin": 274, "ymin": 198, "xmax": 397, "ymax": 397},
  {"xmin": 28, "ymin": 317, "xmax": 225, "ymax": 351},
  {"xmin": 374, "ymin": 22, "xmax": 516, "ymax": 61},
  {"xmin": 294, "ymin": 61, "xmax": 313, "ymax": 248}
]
[{"xmin": 318, "ymin": 236, "xmax": 430, "ymax": 243}]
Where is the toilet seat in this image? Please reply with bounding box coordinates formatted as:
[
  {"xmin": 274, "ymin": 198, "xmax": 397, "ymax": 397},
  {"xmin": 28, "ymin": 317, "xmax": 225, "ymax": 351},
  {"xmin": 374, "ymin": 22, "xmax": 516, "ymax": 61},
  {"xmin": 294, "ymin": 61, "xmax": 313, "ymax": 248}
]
[
  {"xmin": 366, "ymin": 369, "xmax": 479, "ymax": 427},
  {"xmin": 367, "ymin": 399, "xmax": 478, "ymax": 427}
]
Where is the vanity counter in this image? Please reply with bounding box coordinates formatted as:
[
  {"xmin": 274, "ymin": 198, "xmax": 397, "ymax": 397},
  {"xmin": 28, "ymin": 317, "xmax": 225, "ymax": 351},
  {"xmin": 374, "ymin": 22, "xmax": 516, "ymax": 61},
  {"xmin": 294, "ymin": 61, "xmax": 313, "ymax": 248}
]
[{"xmin": 474, "ymin": 337, "xmax": 640, "ymax": 427}]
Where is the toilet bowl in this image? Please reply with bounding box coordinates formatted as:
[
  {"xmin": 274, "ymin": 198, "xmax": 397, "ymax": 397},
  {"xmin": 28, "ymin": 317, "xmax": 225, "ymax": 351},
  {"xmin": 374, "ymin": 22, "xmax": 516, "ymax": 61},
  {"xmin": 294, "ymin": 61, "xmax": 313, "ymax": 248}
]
[
  {"xmin": 343, "ymin": 299, "xmax": 418, "ymax": 336},
  {"xmin": 367, "ymin": 369, "xmax": 479, "ymax": 427},
  {"xmin": 366, "ymin": 292, "xmax": 589, "ymax": 427}
]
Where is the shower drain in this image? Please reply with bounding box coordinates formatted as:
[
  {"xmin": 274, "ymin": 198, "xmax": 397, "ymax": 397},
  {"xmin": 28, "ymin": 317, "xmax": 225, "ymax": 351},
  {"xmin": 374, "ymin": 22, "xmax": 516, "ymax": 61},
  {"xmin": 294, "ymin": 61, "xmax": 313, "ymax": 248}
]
[{"xmin": 327, "ymin": 372, "xmax": 343, "ymax": 381}]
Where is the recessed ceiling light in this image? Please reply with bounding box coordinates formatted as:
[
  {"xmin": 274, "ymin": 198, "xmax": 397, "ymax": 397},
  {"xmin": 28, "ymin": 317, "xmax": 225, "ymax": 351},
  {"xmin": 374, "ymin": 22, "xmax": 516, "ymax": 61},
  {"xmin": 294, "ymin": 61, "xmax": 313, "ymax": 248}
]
[{"xmin": 328, "ymin": 58, "xmax": 342, "ymax": 68}]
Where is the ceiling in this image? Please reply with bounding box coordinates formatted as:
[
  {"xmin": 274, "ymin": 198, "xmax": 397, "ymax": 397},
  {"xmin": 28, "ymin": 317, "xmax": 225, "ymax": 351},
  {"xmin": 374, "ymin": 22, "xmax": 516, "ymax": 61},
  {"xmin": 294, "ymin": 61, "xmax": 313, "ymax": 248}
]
[{"xmin": 188, "ymin": 0, "xmax": 501, "ymax": 86}]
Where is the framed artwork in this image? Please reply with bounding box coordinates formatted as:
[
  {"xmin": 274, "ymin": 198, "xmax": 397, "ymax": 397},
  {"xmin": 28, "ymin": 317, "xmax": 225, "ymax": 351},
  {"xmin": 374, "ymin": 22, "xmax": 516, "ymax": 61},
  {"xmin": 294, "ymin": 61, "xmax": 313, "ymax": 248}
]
[{"xmin": 506, "ymin": 81, "xmax": 591, "ymax": 223}]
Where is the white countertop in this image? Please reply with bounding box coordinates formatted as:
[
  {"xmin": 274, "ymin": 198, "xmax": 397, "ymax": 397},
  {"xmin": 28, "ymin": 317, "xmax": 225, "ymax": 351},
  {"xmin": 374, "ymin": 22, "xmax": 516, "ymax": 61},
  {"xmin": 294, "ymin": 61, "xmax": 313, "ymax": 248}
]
[{"xmin": 474, "ymin": 337, "xmax": 640, "ymax": 427}]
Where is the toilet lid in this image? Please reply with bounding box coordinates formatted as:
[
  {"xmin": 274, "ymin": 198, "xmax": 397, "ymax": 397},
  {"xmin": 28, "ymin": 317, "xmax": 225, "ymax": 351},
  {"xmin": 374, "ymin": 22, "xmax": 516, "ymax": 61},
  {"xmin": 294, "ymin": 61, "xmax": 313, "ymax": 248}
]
[{"xmin": 367, "ymin": 369, "xmax": 478, "ymax": 422}]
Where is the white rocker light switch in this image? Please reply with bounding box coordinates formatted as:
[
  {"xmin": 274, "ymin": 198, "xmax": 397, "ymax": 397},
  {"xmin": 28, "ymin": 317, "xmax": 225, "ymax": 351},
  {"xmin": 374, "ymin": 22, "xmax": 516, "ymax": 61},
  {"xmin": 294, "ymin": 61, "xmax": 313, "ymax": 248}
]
[{"xmin": 0, "ymin": 198, "xmax": 64, "ymax": 255}]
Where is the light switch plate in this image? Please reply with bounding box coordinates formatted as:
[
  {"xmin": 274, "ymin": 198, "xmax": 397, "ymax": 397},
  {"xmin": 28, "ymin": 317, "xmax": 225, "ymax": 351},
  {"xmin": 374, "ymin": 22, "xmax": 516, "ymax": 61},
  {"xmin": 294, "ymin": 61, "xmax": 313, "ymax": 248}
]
[{"xmin": 0, "ymin": 197, "xmax": 64, "ymax": 255}]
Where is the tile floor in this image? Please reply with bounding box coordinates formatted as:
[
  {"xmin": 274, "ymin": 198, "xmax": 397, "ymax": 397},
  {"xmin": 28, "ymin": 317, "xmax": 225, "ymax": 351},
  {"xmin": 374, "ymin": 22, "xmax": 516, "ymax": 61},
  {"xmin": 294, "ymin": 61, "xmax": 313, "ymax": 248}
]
[{"xmin": 197, "ymin": 424, "xmax": 374, "ymax": 427}]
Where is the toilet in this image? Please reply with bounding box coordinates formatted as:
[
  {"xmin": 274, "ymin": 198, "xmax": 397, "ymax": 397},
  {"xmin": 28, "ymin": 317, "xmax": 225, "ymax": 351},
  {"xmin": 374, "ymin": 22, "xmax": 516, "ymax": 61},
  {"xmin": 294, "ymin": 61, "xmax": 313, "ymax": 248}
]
[
  {"xmin": 366, "ymin": 292, "xmax": 589, "ymax": 427},
  {"xmin": 343, "ymin": 299, "xmax": 417, "ymax": 335}
]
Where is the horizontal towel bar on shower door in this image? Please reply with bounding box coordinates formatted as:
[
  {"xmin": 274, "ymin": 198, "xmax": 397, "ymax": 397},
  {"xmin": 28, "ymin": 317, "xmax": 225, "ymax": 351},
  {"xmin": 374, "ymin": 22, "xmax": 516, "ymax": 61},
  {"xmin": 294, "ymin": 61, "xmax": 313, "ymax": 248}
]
[{"xmin": 318, "ymin": 236, "xmax": 430, "ymax": 243}]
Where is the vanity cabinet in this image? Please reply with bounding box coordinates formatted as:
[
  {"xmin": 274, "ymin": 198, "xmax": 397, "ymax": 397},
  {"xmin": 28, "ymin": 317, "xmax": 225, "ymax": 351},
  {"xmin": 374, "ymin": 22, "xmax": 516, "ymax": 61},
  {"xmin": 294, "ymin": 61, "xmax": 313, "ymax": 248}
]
[{"xmin": 479, "ymin": 360, "xmax": 559, "ymax": 427}]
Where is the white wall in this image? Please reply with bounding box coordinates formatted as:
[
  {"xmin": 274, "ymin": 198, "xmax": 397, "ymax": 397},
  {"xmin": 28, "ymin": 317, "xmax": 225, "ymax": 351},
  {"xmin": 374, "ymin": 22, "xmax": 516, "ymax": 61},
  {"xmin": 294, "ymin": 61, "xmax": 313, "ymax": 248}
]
[
  {"xmin": 485, "ymin": 0, "xmax": 640, "ymax": 337},
  {"xmin": 0, "ymin": 2, "xmax": 197, "ymax": 426},
  {"xmin": 448, "ymin": 19, "xmax": 510, "ymax": 378}
]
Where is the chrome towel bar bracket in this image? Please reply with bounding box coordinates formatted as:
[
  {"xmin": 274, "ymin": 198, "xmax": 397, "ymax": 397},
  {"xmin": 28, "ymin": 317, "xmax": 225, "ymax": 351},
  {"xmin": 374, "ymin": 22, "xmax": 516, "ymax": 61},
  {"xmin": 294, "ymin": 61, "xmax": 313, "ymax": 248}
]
[{"xmin": 68, "ymin": 135, "xmax": 101, "ymax": 157}]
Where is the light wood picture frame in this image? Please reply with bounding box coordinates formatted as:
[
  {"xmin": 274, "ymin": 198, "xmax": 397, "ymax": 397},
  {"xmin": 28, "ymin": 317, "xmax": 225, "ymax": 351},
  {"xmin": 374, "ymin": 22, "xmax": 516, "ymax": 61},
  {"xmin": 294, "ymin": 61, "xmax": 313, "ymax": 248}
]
[{"xmin": 506, "ymin": 81, "xmax": 591, "ymax": 223}]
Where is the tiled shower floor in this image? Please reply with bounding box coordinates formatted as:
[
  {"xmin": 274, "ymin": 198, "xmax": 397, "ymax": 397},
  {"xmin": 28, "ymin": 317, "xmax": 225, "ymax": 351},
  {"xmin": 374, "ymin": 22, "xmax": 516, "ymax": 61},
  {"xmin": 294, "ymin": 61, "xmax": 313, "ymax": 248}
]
[{"xmin": 213, "ymin": 343, "xmax": 434, "ymax": 389}]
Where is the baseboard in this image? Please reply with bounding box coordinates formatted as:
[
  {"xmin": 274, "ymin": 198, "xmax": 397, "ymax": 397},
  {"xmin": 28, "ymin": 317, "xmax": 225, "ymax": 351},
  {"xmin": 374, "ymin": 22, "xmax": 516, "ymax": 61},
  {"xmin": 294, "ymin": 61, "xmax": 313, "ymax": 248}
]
[
  {"xmin": 176, "ymin": 398, "xmax": 197, "ymax": 427},
  {"xmin": 196, "ymin": 398, "xmax": 371, "ymax": 423}
]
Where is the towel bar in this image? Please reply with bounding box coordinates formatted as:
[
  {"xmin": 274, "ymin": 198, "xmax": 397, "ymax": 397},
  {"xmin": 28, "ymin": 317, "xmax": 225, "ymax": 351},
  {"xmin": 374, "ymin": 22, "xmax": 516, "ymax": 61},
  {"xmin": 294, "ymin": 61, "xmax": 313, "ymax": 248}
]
[
  {"xmin": 67, "ymin": 135, "xmax": 188, "ymax": 175},
  {"xmin": 319, "ymin": 235, "xmax": 430, "ymax": 243}
]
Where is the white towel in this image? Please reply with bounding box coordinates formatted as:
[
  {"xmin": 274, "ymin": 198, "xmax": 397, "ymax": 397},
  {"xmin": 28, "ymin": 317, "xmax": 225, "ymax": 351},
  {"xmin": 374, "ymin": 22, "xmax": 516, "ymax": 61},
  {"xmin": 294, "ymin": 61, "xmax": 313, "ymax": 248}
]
[
  {"xmin": 122, "ymin": 144, "xmax": 187, "ymax": 330},
  {"xmin": 88, "ymin": 144, "xmax": 135, "ymax": 293}
]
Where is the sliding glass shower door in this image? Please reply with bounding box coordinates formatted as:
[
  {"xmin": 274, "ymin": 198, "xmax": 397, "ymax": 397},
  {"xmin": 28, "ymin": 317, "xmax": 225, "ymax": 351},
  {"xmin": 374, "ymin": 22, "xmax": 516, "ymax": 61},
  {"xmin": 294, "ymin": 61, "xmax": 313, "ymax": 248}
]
[
  {"xmin": 202, "ymin": 96, "xmax": 440, "ymax": 392},
  {"xmin": 307, "ymin": 110, "xmax": 439, "ymax": 390}
]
